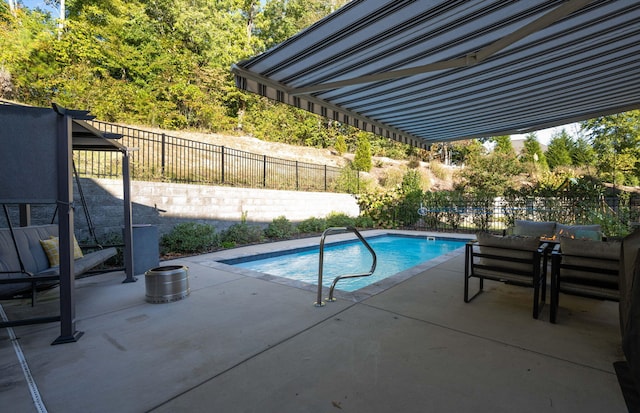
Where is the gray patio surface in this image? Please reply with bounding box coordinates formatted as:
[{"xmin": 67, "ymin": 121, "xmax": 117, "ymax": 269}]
[{"xmin": 0, "ymin": 230, "xmax": 627, "ymax": 412}]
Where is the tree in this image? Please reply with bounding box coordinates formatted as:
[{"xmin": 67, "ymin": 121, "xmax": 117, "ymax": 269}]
[
  {"xmin": 458, "ymin": 137, "xmax": 522, "ymax": 196},
  {"xmin": 570, "ymin": 136, "xmax": 595, "ymax": 168},
  {"xmin": 489, "ymin": 135, "xmax": 521, "ymax": 177},
  {"xmin": 353, "ymin": 132, "xmax": 372, "ymax": 172},
  {"xmin": 6, "ymin": 0, "xmax": 16, "ymax": 17},
  {"xmin": 545, "ymin": 129, "xmax": 574, "ymax": 170},
  {"xmin": 0, "ymin": 0, "xmax": 388, "ymax": 157},
  {"xmin": 334, "ymin": 134, "xmax": 347, "ymax": 155},
  {"xmin": 581, "ymin": 110, "xmax": 640, "ymax": 186},
  {"xmin": 492, "ymin": 135, "xmax": 515, "ymax": 156},
  {"xmin": 520, "ymin": 133, "xmax": 548, "ymax": 171}
]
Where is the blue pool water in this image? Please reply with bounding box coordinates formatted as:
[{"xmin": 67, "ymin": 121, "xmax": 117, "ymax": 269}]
[{"xmin": 229, "ymin": 235, "xmax": 467, "ymax": 292}]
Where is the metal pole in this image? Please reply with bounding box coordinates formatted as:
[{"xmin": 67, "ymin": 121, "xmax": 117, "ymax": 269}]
[
  {"xmin": 324, "ymin": 165, "xmax": 327, "ymax": 191},
  {"xmin": 52, "ymin": 112, "xmax": 83, "ymax": 345},
  {"xmin": 122, "ymin": 150, "xmax": 136, "ymax": 283},
  {"xmin": 19, "ymin": 204, "xmax": 30, "ymax": 227},
  {"xmin": 221, "ymin": 146, "xmax": 225, "ymax": 184},
  {"xmin": 263, "ymin": 154, "xmax": 267, "ymax": 187}
]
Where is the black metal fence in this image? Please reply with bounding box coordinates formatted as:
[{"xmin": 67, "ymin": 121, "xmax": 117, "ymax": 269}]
[
  {"xmin": 395, "ymin": 196, "xmax": 640, "ymax": 236},
  {"xmin": 73, "ymin": 121, "xmax": 355, "ymax": 192}
]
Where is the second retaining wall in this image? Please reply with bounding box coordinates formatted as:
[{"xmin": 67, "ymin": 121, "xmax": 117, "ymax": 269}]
[{"xmin": 30, "ymin": 179, "xmax": 360, "ymax": 241}]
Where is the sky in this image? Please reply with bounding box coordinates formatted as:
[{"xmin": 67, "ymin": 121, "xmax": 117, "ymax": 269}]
[
  {"xmin": 511, "ymin": 123, "xmax": 581, "ymax": 146},
  {"xmin": 17, "ymin": 0, "xmax": 57, "ymax": 14}
]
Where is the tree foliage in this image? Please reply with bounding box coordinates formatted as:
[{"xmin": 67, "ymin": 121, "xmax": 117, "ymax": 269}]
[
  {"xmin": 520, "ymin": 133, "xmax": 548, "ymax": 169},
  {"xmin": 545, "ymin": 129, "xmax": 574, "ymax": 170},
  {"xmin": 581, "ymin": 111, "xmax": 640, "ymax": 186},
  {"xmin": 353, "ymin": 132, "xmax": 372, "ymax": 172},
  {"xmin": 456, "ymin": 136, "xmax": 522, "ymax": 196},
  {"xmin": 2, "ymin": 1, "xmax": 639, "ymax": 194},
  {"xmin": 0, "ymin": 0, "xmax": 349, "ymax": 135}
]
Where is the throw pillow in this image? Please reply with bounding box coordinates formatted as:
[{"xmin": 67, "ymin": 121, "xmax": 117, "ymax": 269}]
[
  {"xmin": 513, "ymin": 220, "xmax": 556, "ymax": 239},
  {"xmin": 39, "ymin": 237, "xmax": 60, "ymax": 267},
  {"xmin": 39, "ymin": 236, "xmax": 84, "ymax": 267}
]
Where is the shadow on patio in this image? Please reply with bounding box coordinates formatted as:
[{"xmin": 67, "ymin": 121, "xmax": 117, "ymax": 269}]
[{"xmin": 0, "ymin": 233, "xmax": 626, "ymax": 413}]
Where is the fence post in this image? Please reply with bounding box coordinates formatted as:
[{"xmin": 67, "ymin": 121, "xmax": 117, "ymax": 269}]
[
  {"xmin": 263, "ymin": 155, "xmax": 267, "ymax": 187},
  {"xmin": 296, "ymin": 161, "xmax": 299, "ymax": 190},
  {"xmin": 221, "ymin": 146, "xmax": 225, "ymax": 184},
  {"xmin": 161, "ymin": 133, "xmax": 166, "ymax": 180},
  {"xmin": 324, "ymin": 165, "xmax": 327, "ymax": 191}
]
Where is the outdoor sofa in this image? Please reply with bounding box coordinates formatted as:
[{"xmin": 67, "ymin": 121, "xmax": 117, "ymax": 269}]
[
  {"xmin": 505, "ymin": 219, "xmax": 603, "ymax": 241},
  {"xmin": 465, "ymin": 220, "xmax": 605, "ymax": 319},
  {"xmin": 0, "ymin": 224, "xmax": 116, "ymax": 299},
  {"xmin": 550, "ymin": 237, "xmax": 620, "ymax": 323},
  {"xmin": 464, "ymin": 231, "xmax": 549, "ymax": 319}
]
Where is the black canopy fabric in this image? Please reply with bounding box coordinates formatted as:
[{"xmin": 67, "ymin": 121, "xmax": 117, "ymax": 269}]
[{"xmin": 233, "ymin": 0, "xmax": 640, "ymax": 148}]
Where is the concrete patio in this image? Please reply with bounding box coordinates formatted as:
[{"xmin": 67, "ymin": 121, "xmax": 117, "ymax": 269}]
[{"xmin": 0, "ymin": 231, "xmax": 627, "ymax": 412}]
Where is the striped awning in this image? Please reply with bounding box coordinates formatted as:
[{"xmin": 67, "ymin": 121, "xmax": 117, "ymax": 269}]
[{"xmin": 232, "ymin": 0, "xmax": 640, "ymax": 148}]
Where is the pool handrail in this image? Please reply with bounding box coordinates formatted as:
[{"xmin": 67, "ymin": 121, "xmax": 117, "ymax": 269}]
[{"xmin": 314, "ymin": 227, "xmax": 377, "ymax": 306}]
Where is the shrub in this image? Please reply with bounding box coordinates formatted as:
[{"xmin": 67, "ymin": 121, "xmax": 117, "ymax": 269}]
[
  {"xmin": 407, "ymin": 158, "xmax": 420, "ymax": 169},
  {"xmin": 429, "ymin": 161, "xmax": 449, "ymax": 181},
  {"xmin": 326, "ymin": 212, "xmax": 356, "ymax": 227},
  {"xmin": 354, "ymin": 215, "xmax": 374, "ymax": 228},
  {"xmin": 297, "ymin": 217, "xmax": 327, "ymax": 233},
  {"xmin": 334, "ymin": 164, "xmax": 360, "ymax": 193},
  {"xmin": 334, "ymin": 135, "xmax": 347, "ymax": 155},
  {"xmin": 265, "ymin": 216, "xmax": 297, "ymax": 239},
  {"xmin": 356, "ymin": 188, "xmax": 402, "ymax": 228},
  {"xmin": 221, "ymin": 222, "xmax": 264, "ymax": 245},
  {"xmin": 221, "ymin": 241, "xmax": 236, "ymax": 249},
  {"xmin": 353, "ymin": 132, "xmax": 372, "ymax": 172},
  {"xmin": 378, "ymin": 167, "xmax": 404, "ymax": 188},
  {"xmin": 161, "ymin": 222, "xmax": 219, "ymax": 254}
]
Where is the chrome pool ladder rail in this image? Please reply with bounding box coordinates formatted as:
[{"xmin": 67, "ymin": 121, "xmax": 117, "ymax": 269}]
[{"xmin": 314, "ymin": 227, "xmax": 377, "ymax": 307}]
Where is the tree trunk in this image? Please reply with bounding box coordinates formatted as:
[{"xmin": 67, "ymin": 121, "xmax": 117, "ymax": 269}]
[
  {"xmin": 57, "ymin": 0, "xmax": 66, "ymax": 40},
  {"xmin": 8, "ymin": 0, "xmax": 17, "ymax": 17}
]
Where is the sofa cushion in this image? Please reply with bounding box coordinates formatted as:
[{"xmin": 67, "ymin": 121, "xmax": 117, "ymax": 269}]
[
  {"xmin": 476, "ymin": 232, "xmax": 540, "ymax": 275},
  {"xmin": 559, "ymin": 237, "xmax": 620, "ymax": 287},
  {"xmin": 513, "ymin": 220, "xmax": 556, "ymax": 238},
  {"xmin": 0, "ymin": 225, "xmax": 58, "ymax": 274}
]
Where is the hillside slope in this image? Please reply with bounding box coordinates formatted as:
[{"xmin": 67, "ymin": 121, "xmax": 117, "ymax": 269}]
[{"xmin": 127, "ymin": 124, "xmax": 456, "ymax": 191}]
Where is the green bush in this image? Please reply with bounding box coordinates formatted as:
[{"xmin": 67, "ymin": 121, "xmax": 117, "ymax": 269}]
[
  {"xmin": 161, "ymin": 222, "xmax": 219, "ymax": 254},
  {"xmin": 429, "ymin": 161, "xmax": 449, "ymax": 181},
  {"xmin": 221, "ymin": 222, "xmax": 264, "ymax": 245},
  {"xmin": 326, "ymin": 212, "xmax": 356, "ymax": 227},
  {"xmin": 297, "ymin": 217, "xmax": 327, "ymax": 233},
  {"xmin": 354, "ymin": 215, "xmax": 375, "ymax": 228},
  {"xmin": 334, "ymin": 164, "xmax": 360, "ymax": 194},
  {"xmin": 353, "ymin": 132, "xmax": 372, "ymax": 172},
  {"xmin": 265, "ymin": 216, "xmax": 297, "ymax": 239},
  {"xmin": 407, "ymin": 158, "xmax": 420, "ymax": 169}
]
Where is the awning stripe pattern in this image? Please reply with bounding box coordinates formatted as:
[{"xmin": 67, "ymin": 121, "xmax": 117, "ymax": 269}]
[{"xmin": 233, "ymin": 0, "xmax": 640, "ymax": 147}]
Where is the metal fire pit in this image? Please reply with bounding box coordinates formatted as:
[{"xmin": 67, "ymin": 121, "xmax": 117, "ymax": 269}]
[{"xmin": 144, "ymin": 265, "xmax": 190, "ymax": 304}]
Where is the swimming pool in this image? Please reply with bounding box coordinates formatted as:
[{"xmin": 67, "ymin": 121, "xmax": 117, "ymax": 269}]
[{"xmin": 226, "ymin": 235, "xmax": 467, "ymax": 292}]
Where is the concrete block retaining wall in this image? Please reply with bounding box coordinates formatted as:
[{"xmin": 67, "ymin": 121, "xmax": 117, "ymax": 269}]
[{"xmin": 10, "ymin": 179, "xmax": 360, "ymax": 242}]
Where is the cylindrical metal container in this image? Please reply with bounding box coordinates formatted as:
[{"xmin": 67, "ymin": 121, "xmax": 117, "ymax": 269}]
[{"xmin": 144, "ymin": 265, "xmax": 190, "ymax": 304}]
